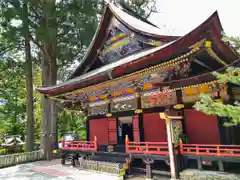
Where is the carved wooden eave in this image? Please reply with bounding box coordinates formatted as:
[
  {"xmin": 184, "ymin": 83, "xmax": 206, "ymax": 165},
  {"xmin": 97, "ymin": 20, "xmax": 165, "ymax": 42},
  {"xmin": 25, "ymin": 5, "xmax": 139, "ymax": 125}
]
[
  {"xmin": 36, "ymin": 6, "xmax": 239, "ymax": 98},
  {"xmin": 69, "ymin": 3, "xmax": 180, "ymax": 79}
]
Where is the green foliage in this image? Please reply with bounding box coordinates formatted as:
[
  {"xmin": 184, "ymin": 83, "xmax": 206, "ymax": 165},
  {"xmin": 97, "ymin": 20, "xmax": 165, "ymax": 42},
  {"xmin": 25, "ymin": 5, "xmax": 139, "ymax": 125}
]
[
  {"xmin": 0, "ymin": 55, "xmax": 26, "ymax": 136},
  {"xmin": 33, "ymin": 70, "xmax": 42, "ymax": 141},
  {"xmin": 0, "ymin": 0, "xmax": 156, "ymax": 144},
  {"xmin": 56, "ymin": 0, "xmax": 100, "ymax": 80},
  {"xmin": 213, "ymin": 67, "xmax": 240, "ymax": 85},
  {"xmin": 194, "ymin": 35, "xmax": 240, "ymax": 126},
  {"xmin": 58, "ymin": 110, "xmax": 86, "ymax": 139},
  {"xmin": 0, "ymin": 148, "xmax": 6, "ymax": 155},
  {"xmin": 222, "ymin": 35, "xmax": 240, "ymax": 52},
  {"xmin": 194, "ymin": 94, "xmax": 240, "ymax": 126},
  {"xmin": 121, "ymin": 0, "xmax": 159, "ymax": 19},
  {"xmin": 194, "ymin": 67, "xmax": 240, "ymax": 126}
]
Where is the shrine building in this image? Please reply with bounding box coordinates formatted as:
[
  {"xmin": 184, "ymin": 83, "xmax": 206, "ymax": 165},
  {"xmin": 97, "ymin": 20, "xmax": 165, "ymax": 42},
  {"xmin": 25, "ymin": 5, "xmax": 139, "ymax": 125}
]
[{"xmin": 37, "ymin": 3, "xmax": 240, "ymax": 179}]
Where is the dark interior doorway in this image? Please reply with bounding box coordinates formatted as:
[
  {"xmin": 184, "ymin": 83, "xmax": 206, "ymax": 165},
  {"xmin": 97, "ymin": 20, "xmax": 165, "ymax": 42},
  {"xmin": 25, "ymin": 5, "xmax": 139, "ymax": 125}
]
[
  {"xmin": 118, "ymin": 116, "xmax": 134, "ymax": 144},
  {"xmin": 121, "ymin": 123, "xmax": 133, "ymax": 143}
]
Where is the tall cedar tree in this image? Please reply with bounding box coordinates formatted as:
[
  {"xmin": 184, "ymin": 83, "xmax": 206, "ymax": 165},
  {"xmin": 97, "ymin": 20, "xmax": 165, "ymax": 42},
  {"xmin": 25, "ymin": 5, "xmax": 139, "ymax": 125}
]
[{"xmin": 0, "ymin": 0, "xmax": 158, "ymax": 157}]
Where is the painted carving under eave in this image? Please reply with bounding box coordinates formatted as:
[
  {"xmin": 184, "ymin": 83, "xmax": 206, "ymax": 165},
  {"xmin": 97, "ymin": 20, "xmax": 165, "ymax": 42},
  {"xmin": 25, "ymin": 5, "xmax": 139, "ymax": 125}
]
[
  {"xmin": 111, "ymin": 94, "xmax": 138, "ymax": 112},
  {"xmin": 98, "ymin": 17, "xmax": 162, "ymax": 64},
  {"xmin": 141, "ymin": 89, "xmax": 177, "ymax": 109},
  {"xmin": 63, "ymin": 60, "xmax": 192, "ymax": 103},
  {"xmin": 88, "ymin": 100, "xmax": 109, "ymax": 116},
  {"xmin": 182, "ymin": 83, "xmax": 219, "ymax": 103}
]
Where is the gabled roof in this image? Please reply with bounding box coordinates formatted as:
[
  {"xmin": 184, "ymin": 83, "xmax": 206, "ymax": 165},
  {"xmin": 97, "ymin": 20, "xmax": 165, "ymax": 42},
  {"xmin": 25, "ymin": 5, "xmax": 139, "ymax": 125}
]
[
  {"xmin": 37, "ymin": 41, "xmax": 175, "ymax": 93},
  {"xmin": 69, "ymin": 3, "xmax": 180, "ymax": 79},
  {"xmin": 109, "ymin": 4, "xmax": 174, "ymax": 37},
  {"xmin": 37, "ymin": 10, "xmax": 239, "ymax": 96}
]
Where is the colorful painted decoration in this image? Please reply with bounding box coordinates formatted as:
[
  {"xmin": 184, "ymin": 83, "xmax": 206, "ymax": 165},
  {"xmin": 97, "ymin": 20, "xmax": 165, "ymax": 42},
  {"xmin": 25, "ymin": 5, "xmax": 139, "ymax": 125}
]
[
  {"xmin": 182, "ymin": 83, "xmax": 218, "ymax": 103},
  {"xmin": 111, "ymin": 88, "xmax": 136, "ymax": 97},
  {"xmin": 141, "ymin": 89, "xmax": 177, "ymax": 109},
  {"xmin": 98, "ymin": 17, "xmax": 163, "ymax": 64},
  {"xmin": 143, "ymin": 83, "xmax": 153, "ymax": 91},
  {"xmin": 88, "ymin": 101, "xmax": 109, "ymax": 116},
  {"xmin": 172, "ymin": 120, "xmax": 183, "ymax": 146},
  {"xmin": 142, "ymin": 61, "xmax": 191, "ymax": 86},
  {"xmin": 134, "ymin": 109, "xmax": 143, "ymax": 114},
  {"xmin": 99, "ymin": 28, "xmax": 142, "ymax": 63},
  {"xmin": 63, "ymin": 60, "xmax": 191, "ymax": 104},
  {"xmin": 111, "ymin": 94, "xmax": 138, "ymax": 112},
  {"xmin": 173, "ymin": 104, "xmax": 184, "ymax": 109}
]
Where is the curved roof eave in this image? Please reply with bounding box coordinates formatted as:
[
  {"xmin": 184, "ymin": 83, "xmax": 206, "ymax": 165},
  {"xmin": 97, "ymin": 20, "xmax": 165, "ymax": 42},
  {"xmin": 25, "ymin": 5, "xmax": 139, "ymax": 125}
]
[
  {"xmin": 68, "ymin": 5, "xmax": 109, "ymax": 79},
  {"xmin": 69, "ymin": 3, "xmax": 180, "ymax": 79},
  {"xmin": 37, "ymin": 41, "xmax": 175, "ymax": 93},
  {"xmin": 108, "ymin": 3, "xmax": 180, "ymax": 38},
  {"xmin": 37, "ymin": 11, "xmax": 238, "ymax": 96}
]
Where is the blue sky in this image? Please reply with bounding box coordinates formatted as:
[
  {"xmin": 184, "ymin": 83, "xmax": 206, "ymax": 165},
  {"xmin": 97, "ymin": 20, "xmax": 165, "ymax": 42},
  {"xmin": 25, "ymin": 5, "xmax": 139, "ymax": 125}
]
[{"xmin": 149, "ymin": 0, "xmax": 240, "ymax": 37}]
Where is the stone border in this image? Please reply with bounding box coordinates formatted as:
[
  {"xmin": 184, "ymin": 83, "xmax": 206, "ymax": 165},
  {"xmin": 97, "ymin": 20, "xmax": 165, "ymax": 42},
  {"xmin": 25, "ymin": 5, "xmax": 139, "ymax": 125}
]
[
  {"xmin": 180, "ymin": 169, "xmax": 240, "ymax": 180},
  {"xmin": 78, "ymin": 158, "xmax": 126, "ymax": 176},
  {"xmin": 0, "ymin": 150, "xmax": 44, "ymax": 168}
]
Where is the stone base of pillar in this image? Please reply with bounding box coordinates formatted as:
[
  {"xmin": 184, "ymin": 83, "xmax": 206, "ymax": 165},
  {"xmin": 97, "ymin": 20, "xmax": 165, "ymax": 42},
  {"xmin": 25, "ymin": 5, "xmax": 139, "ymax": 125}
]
[{"xmin": 143, "ymin": 158, "xmax": 154, "ymax": 179}]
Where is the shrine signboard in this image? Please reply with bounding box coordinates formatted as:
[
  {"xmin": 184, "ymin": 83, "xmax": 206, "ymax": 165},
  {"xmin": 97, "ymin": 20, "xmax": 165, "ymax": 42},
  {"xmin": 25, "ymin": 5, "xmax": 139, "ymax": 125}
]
[
  {"xmin": 111, "ymin": 95, "xmax": 138, "ymax": 112},
  {"xmin": 182, "ymin": 84, "xmax": 218, "ymax": 103},
  {"xmin": 88, "ymin": 101, "xmax": 109, "ymax": 116},
  {"xmin": 141, "ymin": 89, "xmax": 177, "ymax": 109}
]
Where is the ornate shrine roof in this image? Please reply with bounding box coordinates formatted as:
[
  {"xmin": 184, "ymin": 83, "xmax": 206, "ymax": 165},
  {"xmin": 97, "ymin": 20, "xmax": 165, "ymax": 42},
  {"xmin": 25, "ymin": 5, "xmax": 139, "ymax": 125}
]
[
  {"xmin": 108, "ymin": 4, "xmax": 174, "ymax": 37},
  {"xmin": 37, "ymin": 3, "xmax": 239, "ymax": 97},
  {"xmin": 69, "ymin": 3, "xmax": 180, "ymax": 79}
]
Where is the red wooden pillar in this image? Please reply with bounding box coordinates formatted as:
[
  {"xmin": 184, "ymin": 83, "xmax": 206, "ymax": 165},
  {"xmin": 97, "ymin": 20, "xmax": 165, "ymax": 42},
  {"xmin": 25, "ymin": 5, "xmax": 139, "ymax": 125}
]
[
  {"xmin": 108, "ymin": 118, "xmax": 117, "ymax": 144},
  {"xmin": 133, "ymin": 115, "xmax": 140, "ymax": 142}
]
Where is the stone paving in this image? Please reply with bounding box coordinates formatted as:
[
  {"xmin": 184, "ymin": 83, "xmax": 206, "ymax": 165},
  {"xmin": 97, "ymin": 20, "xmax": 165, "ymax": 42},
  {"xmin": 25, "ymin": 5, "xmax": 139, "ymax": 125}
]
[
  {"xmin": 0, "ymin": 159, "xmax": 170, "ymax": 180},
  {"xmin": 0, "ymin": 159, "xmax": 119, "ymax": 180}
]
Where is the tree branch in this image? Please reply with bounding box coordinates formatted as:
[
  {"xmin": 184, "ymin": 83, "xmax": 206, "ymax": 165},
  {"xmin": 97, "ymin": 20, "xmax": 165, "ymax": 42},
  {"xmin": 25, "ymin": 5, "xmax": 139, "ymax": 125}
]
[{"xmin": 29, "ymin": 35, "xmax": 53, "ymax": 62}]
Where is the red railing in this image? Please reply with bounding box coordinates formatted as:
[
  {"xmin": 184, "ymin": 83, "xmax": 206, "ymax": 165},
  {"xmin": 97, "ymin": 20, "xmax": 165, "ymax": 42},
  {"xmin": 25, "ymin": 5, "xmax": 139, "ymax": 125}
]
[
  {"xmin": 62, "ymin": 136, "xmax": 97, "ymax": 151},
  {"xmin": 180, "ymin": 143, "xmax": 240, "ymax": 157},
  {"xmin": 125, "ymin": 137, "xmax": 168, "ymax": 155}
]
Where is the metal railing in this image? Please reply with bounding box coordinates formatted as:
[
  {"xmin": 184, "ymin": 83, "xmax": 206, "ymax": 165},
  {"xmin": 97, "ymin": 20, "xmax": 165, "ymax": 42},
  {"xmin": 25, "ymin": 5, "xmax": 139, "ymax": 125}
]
[{"xmin": 0, "ymin": 150, "xmax": 44, "ymax": 168}]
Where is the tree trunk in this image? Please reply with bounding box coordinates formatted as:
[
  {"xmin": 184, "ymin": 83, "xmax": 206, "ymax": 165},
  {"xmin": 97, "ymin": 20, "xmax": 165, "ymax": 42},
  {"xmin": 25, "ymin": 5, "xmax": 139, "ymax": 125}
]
[
  {"xmin": 40, "ymin": 53, "xmax": 52, "ymax": 159},
  {"xmin": 40, "ymin": 0, "xmax": 57, "ymax": 160},
  {"xmin": 23, "ymin": 0, "xmax": 34, "ymax": 152}
]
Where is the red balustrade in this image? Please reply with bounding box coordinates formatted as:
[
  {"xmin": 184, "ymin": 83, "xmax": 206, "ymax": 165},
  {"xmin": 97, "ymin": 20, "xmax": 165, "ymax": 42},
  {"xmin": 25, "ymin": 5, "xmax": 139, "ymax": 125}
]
[
  {"xmin": 180, "ymin": 143, "xmax": 240, "ymax": 157},
  {"xmin": 62, "ymin": 136, "xmax": 97, "ymax": 151},
  {"xmin": 125, "ymin": 138, "xmax": 168, "ymax": 155}
]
